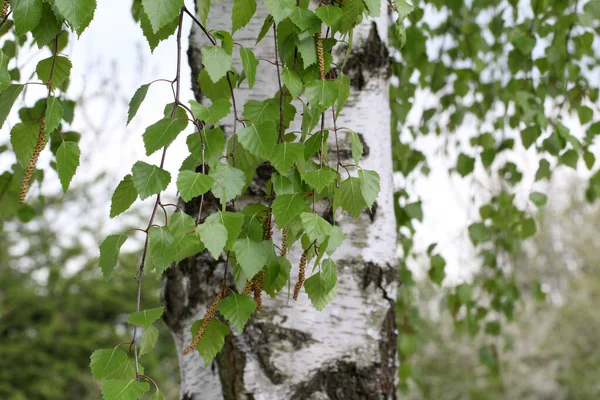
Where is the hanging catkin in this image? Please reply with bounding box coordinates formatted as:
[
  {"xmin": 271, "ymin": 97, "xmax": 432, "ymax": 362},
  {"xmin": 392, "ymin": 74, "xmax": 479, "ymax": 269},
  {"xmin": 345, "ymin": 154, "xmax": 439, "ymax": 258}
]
[
  {"xmin": 280, "ymin": 227, "xmax": 288, "ymax": 257},
  {"xmin": 316, "ymin": 32, "xmax": 325, "ymax": 80},
  {"xmin": 182, "ymin": 289, "xmax": 224, "ymax": 355},
  {"xmin": 293, "ymin": 251, "xmax": 308, "ymax": 300},
  {"xmin": 1, "ymin": 0, "xmax": 9, "ymax": 19},
  {"xmin": 20, "ymin": 117, "xmax": 46, "ymax": 205},
  {"xmin": 252, "ymin": 270, "xmax": 264, "ymax": 310}
]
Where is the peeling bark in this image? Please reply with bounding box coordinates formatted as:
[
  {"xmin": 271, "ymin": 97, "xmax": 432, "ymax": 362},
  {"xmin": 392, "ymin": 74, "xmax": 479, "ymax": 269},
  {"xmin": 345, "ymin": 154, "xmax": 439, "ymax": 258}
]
[{"xmin": 162, "ymin": 2, "xmax": 398, "ymax": 399}]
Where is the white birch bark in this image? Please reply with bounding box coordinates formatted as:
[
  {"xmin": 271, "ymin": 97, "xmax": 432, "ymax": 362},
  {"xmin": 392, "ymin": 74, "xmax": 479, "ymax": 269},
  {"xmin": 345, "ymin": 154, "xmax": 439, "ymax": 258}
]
[{"xmin": 162, "ymin": 2, "xmax": 397, "ymax": 399}]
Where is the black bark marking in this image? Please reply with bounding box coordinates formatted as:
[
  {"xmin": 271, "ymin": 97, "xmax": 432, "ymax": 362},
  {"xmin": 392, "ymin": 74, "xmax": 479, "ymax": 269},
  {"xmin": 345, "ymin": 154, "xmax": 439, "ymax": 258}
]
[{"xmin": 341, "ymin": 22, "xmax": 391, "ymax": 91}]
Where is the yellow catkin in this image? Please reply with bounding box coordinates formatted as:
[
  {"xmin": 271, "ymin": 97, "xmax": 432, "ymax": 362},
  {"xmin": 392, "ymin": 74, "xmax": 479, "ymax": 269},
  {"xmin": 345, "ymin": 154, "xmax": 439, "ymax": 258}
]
[
  {"xmin": 1, "ymin": 0, "xmax": 9, "ymax": 19},
  {"xmin": 293, "ymin": 251, "xmax": 308, "ymax": 300},
  {"xmin": 252, "ymin": 270, "xmax": 264, "ymax": 310},
  {"xmin": 263, "ymin": 214, "xmax": 272, "ymax": 241},
  {"xmin": 20, "ymin": 117, "xmax": 46, "ymax": 205},
  {"xmin": 315, "ymin": 32, "xmax": 325, "ymax": 80},
  {"xmin": 280, "ymin": 227, "xmax": 288, "ymax": 257},
  {"xmin": 182, "ymin": 290, "xmax": 224, "ymax": 355},
  {"xmin": 243, "ymin": 279, "xmax": 254, "ymax": 295}
]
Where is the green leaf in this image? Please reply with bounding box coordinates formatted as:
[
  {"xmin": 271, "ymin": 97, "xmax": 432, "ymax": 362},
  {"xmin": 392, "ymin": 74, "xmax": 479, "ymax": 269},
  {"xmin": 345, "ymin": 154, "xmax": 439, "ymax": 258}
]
[
  {"xmin": 168, "ymin": 212, "xmax": 196, "ymax": 236},
  {"xmin": 521, "ymin": 217, "xmax": 536, "ymax": 239},
  {"xmin": 0, "ymin": 84, "xmax": 24, "ymax": 128},
  {"xmin": 300, "ymin": 212, "xmax": 331, "ymax": 242},
  {"xmin": 143, "ymin": 115, "xmax": 189, "ymax": 155},
  {"xmin": 232, "ymin": 238, "xmax": 272, "ymax": 280},
  {"xmin": 363, "ymin": 0, "xmax": 381, "ymax": 17},
  {"xmin": 54, "ymin": 0, "xmax": 97, "ymax": 34},
  {"xmin": 303, "ymin": 168, "xmax": 336, "ymax": 193},
  {"xmin": 151, "ymin": 391, "xmax": 165, "ymax": 400},
  {"xmin": 242, "ymin": 99, "xmax": 279, "ymax": 124},
  {"xmin": 232, "ymin": 0, "xmax": 256, "ymax": 33},
  {"xmin": 197, "ymin": 69, "xmax": 231, "ymax": 102},
  {"xmin": 89, "ymin": 347, "xmax": 129, "ymax": 381},
  {"xmin": 32, "ymin": 3, "xmax": 61, "ymax": 48},
  {"xmin": 45, "ymin": 96, "xmax": 63, "ymax": 133},
  {"xmin": 289, "ymin": 7, "xmax": 320, "ymax": 31},
  {"xmin": 127, "ymin": 84, "xmax": 150, "ymax": 125},
  {"xmin": 131, "ymin": 161, "xmax": 171, "ymax": 200},
  {"xmin": 339, "ymin": 177, "xmax": 366, "ymax": 218},
  {"xmin": 99, "ymin": 234, "xmax": 128, "ymax": 279},
  {"xmin": 315, "ymin": 6, "xmax": 342, "ymax": 26},
  {"xmin": 169, "ymin": 234, "xmax": 203, "ymax": 263},
  {"xmin": 358, "ymin": 169, "xmax": 380, "ymax": 209},
  {"xmin": 10, "ymin": 122, "xmax": 39, "ymax": 168},
  {"xmin": 578, "ymin": 106, "xmax": 593, "ymax": 124},
  {"xmin": 102, "ymin": 379, "xmax": 150, "ymax": 400},
  {"xmin": 535, "ymin": 159, "xmax": 551, "ymax": 181},
  {"xmin": 205, "ymin": 211, "xmax": 243, "ymax": 249},
  {"xmin": 197, "ymin": 219, "xmax": 228, "ymax": 259},
  {"xmin": 0, "ymin": 51, "xmax": 10, "ymax": 91},
  {"xmin": 141, "ymin": 0, "xmax": 182, "ymax": 33},
  {"xmin": 201, "ymin": 46, "xmax": 232, "ymax": 83},
  {"xmin": 304, "ymin": 259, "xmax": 337, "ymax": 310},
  {"xmin": 281, "ymin": 68, "xmax": 303, "ymax": 98},
  {"xmin": 239, "ymin": 47, "xmax": 258, "ymax": 89},
  {"xmin": 270, "ymin": 142, "xmax": 303, "ymax": 174},
  {"xmin": 349, "ymin": 131, "xmax": 363, "ymax": 164},
  {"xmin": 128, "ymin": 307, "xmax": 164, "ymax": 329},
  {"xmin": 147, "ymin": 226, "xmax": 175, "ymax": 274},
  {"xmin": 297, "ymin": 36, "xmax": 317, "ymax": 67},
  {"xmin": 140, "ymin": 7, "xmax": 179, "ymax": 52},
  {"xmin": 218, "ymin": 293, "xmax": 256, "ymax": 332},
  {"xmin": 190, "ymin": 99, "xmax": 231, "ymax": 124},
  {"xmin": 305, "ymin": 80, "xmax": 339, "ymax": 110},
  {"xmin": 263, "ymin": 0, "xmax": 295, "ymax": 23},
  {"xmin": 256, "ymin": 14, "xmax": 273, "ymax": 44},
  {"xmin": 529, "ymin": 192, "xmax": 547, "ymax": 207},
  {"xmin": 456, "ymin": 153, "xmax": 475, "ymax": 176},
  {"xmin": 110, "ymin": 175, "xmax": 138, "ymax": 218},
  {"xmin": 56, "ymin": 141, "xmax": 80, "ymax": 192},
  {"xmin": 326, "ymin": 225, "xmax": 343, "ymax": 255},
  {"xmin": 209, "ymin": 163, "xmax": 246, "ymax": 205},
  {"xmin": 177, "ymin": 170, "xmax": 214, "ymax": 202},
  {"xmin": 428, "ymin": 254, "xmax": 446, "ymax": 285},
  {"xmin": 468, "ymin": 222, "xmax": 490, "ymax": 245},
  {"xmin": 559, "ymin": 149, "xmax": 578, "ymax": 169},
  {"xmin": 272, "ymin": 193, "xmax": 306, "ymax": 227},
  {"xmin": 264, "ymin": 255, "xmax": 291, "ymax": 296},
  {"xmin": 36, "ymin": 56, "xmax": 72, "ymax": 89},
  {"xmin": 191, "ymin": 318, "xmax": 229, "ymax": 366},
  {"xmin": 11, "ymin": 0, "xmax": 43, "ymax": 35},
  {"xmin": 187, "ymin": 128, "xmax": 226, "ymax": 168},
  {"xmin": 238, "ymin": 122, "xmax": 278, "ymax": 159},
  {"xmin": 584, "ymin": 151, "xmax": 595, "ymax": 170},
  {"xmin": 139, "ymin": 326, "xmax": 159, "ymax": 357}
]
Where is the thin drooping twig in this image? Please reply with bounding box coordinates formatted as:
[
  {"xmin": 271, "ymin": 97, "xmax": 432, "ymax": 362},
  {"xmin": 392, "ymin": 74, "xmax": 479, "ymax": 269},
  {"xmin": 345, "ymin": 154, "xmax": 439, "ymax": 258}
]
[
  {"xmin": 183, "ymin": 6, "xmax": 217, "ymax": 46},
  {"xmin": 132, "ymin": 8, "xmax": 185, "ymax": 376},
  {"xmin": 273, "ymin": 24, "xmax": 285, "ymax": 141}
]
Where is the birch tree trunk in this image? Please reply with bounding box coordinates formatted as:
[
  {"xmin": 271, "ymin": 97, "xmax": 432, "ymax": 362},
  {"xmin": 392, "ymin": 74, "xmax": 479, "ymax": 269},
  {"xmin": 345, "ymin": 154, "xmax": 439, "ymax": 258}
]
[{"xmin": 162, "ymin": 3, "xmax": 397, "ymax": 399}]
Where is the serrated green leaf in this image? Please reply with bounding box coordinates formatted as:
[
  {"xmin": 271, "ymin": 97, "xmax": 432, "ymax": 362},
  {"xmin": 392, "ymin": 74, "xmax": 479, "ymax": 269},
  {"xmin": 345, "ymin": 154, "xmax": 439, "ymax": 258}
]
[
  {"xmin": 263, "ymin": 0, "xmax": 295, "ymax": 23},
  {"xmin": 289, "ymin": 7, "xmax": 320, "ymax": 30},
  {"xmin": 305, "ymin": 79, "xmax": 339, "ymax": 110},
  {"xmin": 205, "ymin": 211, "xmax": 243, "ymax": 249},
  {"xmin": 336, "ymin": 73, "xmax": 350, "ymax": 115},
  {"xmin": 428, "ymin": 254, "xmax": 446, "ymax": 285},
  {"xmin": 270, "ymin": 142, "xmax": 303, "ymax": 174},
  {"xmin": 10, "ymin": 122, "xmax": 39, "ymax": 168},
  {"xmin": 139, "ymin": 326, "xmax": 159, "ymax": 357},
  {"xmin": 297, "ymin": 36, "xmax": 316, "ymax": 67},
  {"xmin": 139, "ymin": 7, "xmax": 179, "ymax": 52},
  {"xmin": 358, "ymin": 169, "xmax": 379, "ymax": 209},
  {"xmin": 239, "ymin": 47, "xmax": 258, "ymax": 89},
  {"xmin": 272, "ymin": 193, "xmax": 306, "ymax": 227},
  {"xmin": 190, "ymin": 99, "xmax": 231, "ymax": 124},
  {"xmin": 177, "ymin": 170, "xmax": 214, "ymax": 202},
  {"xmin": 141, "ymin": 0, "xmax": 182, "ymax": 33},
  {"xmin": 131, "ymin": 161, "xmax": 171, "ymax": 200},
  {"xmin": 32, "ymin": 3, "xmax": 61, "ymax": 48},
  {"xmin": 209, "ymin": 163, "xmax": 246, "ymax": 205},
  {"xmin": 110, "ymin": 175, "xmax": 138, "ymax": 218},
  {"xmin": 56, "ymin": 141, "xmax": 80, "ymax": 192},
  {"xmin": 232, "ymin": 0, "xmax": 256, "ymax": 33},
  {"xmin": 169, "ymin": 234, "xmax": 203, "ymax": 264},
  {"xmin": 128, "ymin": 307, "xmax": 164, "ymax": 329},
  {"xmin": 264, "ymin": 255, "xmax": 291, "ymax": 297},
  {"xmin": 147, "ymin": 226, "xmax": 175, "ymax": 274},
  {"xmin": 315, "ymin": 6, "xmax": 342, "ymax": 25},
  {"xmin": 36, "ymin": 56, "xmax": 72, "ymax": 89},
  {"xmin": 238, "ymin": 121, "xmax": 278, "ymax": 159},
  {"xmin": 304, "ymin": 259, "xmax": 337, "ymax": 310},
  {"xmin": 11, "ymin": 0, "xmax": 43, "ymax": 35},
  {"xmin": 168, "ymin": 212, "xmax": 196, "ymax": 236},
  {"xmin": 102, "ymin": 379, "xmax": 149, "ymax": 400},
  {"xmin": 89, "ymin": 347, "xmax": 128, "ymax": 381},
  {"xmin": 303, "ymin": 168, "xmax": 336, "ymax": 192},
  {"xmin": 326, "ymin": 225, "xmax": 343, "ymax": 255},
  {"xmin": 256, "ymin": 14, "xmax": 273, "ymax": 44},
  {"xmin": 54, "ymin": 0, "xmax": 96, "ymax": 34},
  {"xmin": 0, "ymin": 84, "xmax": 24, "ymax": 128},
  {"xmin": 197, "ymin": 69, "xmax": 231, "ymax": 102},
  {"xmin": 45, "ymin": 96, "xmax": 63, "ymax": 133},
  {"xmin": 281, "ymin": 68, "xmax": 303, "ymax": 98},
  {"xmin": 456, "ymin": 153, "xmax": 475, "ymax": 177},
  {"xmin": 99, "ymin": 234, "xmax": 128, "ymax": 279},
  {"xmin": 187, "ymin": 127, "xmax": 226, "ymax": 168},
  {"xmin": 0, "ymin": 50, "xmax": 10, "ymax": 91},
  {"xmin": 349, "ymin": 131, "xmax": 363, "ymax": 164},
  {"xmin": 201, "ymin": 46, "xmax": 232, "ymax": 83},
  {"xmin": 242, "ymin": 99, "xmax": 279, "ymax": 124},
  {"xmin": 197, "ymin": 219, "xmax": 228, "ymax": 259},
  {"xmin": 127, "ymin": 84, "xmax": 150, "ymax": 125},
  {"xmin": 191, "ymin": 318, "xmax": 229, "ymax": 366},
  {"xmin": 218, "ymin": 293, "xmax": 256, "ymax": 332},
  {"xmin": 232, "ymin": 238, "xmax": 272, "ymax": 280},
  {"xmin": 143, "ymin": 116, "xmax": 189, "ymax": 156},
  {"xmin": 300, "ymin": 212, "xmax": 331, "ymax": 242},
  {"xmin": 339, "ymin": 177, "xmax": 366, "ymax": 218}
]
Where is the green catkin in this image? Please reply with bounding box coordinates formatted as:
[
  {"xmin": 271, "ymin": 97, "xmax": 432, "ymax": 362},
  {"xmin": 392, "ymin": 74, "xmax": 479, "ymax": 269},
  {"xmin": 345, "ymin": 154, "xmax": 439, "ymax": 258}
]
[
  {"xmin": 20, "ymin": 117, "xmax": 45, "ymax": 205},
  {"xmin": 182, "ymin": 289, "xmax": 224, "ymax": 355}
]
